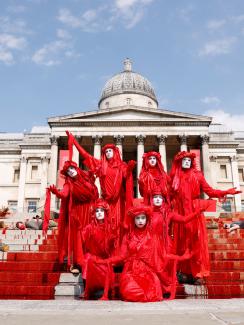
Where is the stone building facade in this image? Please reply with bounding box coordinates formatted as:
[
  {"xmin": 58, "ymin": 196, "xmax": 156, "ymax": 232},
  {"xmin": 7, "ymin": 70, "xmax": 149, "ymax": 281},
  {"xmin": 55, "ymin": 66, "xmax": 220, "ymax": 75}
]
[{"xmin": 0, "ymin": 59, "xmax": 244, "ymax": 215}]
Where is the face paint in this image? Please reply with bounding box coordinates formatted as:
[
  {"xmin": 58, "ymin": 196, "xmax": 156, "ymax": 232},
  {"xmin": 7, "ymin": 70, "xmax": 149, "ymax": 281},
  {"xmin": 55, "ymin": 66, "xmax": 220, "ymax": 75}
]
[
  {"xmin": 105, "ymin": 148, "xmax": 114, "ymax": 160},
  {"xmin": 95, "ymin": 208, "xmax": 105, "ymax": 221},
  {"xmin": 148, "ymin": 156, "xmax": 157, "ymax": 167},
  {"xmin": 182, "ymin": 157, "xmax": 192, "ymax": 169},
  {"xmin": 152, "ymin": 195, "xmax": 164, "ymax": 207},
  {"xmin": 134, "ymin": 214, "xmax": 147, "ymax": 228},
  {"xmin": 67, "ymin": 166, "xmax": 78, "ymax": 178}
]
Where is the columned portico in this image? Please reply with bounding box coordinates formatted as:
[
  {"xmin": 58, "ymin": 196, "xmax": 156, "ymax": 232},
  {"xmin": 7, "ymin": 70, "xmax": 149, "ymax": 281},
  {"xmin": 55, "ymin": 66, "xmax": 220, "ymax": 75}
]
[
  {"xmin": 201, "ymin": 135, "xmax": 211, "ymax": 184},
  {"xmin": 114, "ymin": 135, "xmax": 124, "ymax": 159},
  {"xmin": 92, "ymin": 135, "xmax": 102, "ymax": 159},
  {"xmin": 48, "ymin": 135, "xmax": 59, "ymax": 210},
  {"xmin": 179, "ymin": 134, "xmax": 188, "ymax": 151},
  {"xmin": 73, "ymin": 136, "xmax": 81, "ymax": 165},
  {"xmin": 230, "ymin": 156, "xmax": 242, "ymax": 211},
  {"xmin": 157, "ymin": 135, "xmax": 167, "ymax": 171},
  {"xmin": 136, "ymin": 134, "xmax": 145, "ymax": 197},
  {"xmin": 17, "ymin": 156, "xmax": 27, "ymax": 212}
]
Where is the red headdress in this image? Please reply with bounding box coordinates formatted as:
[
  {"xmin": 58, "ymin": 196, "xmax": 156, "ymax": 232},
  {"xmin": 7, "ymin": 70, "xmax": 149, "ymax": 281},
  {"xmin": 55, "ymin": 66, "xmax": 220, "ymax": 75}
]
[
  {"xmin": 170, "ymin": 151, "xmax": 197, "ymax": 192},
  {"xmin": 126, "ymin": 204, "xmax": 153, "ymax": 230},
  {"xmin": 91, "ymin": 198, "xmax": 110, "ymax": 217},
  {"xmin": 101, "ymin": 144, "xmax": 122, "ymax": 172},
  {"xmin": 60, "ymin": 160, "xmax": 78, "ymax": 176},
  {"xmin": 142, "ymin": 151, "xmax": 166, "ymax": 174}
]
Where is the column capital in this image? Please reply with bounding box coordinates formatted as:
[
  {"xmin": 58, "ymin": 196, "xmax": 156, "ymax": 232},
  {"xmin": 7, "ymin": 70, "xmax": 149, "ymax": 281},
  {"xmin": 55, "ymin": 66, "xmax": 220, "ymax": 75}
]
[
  {"xmin": 92, "ymin": 135, "xmax": 103, "ymax": 145},
  {"xmin": 114, "ymin": 135, "xmax": 124, "ymax": 145},
  {"xmin": 157, "ymin": 134, "xmax": 168, "ymax": 144},
  {"xmin": 50, "ymin": 135, "xmax": 59, "ymax": 145},
  {"xmin": 20, "ymin": 155, "xmax": 27, "ymax": 163},
  {"xmin": 200, "ymin": 134, "xmax": 210, "ymax": 145},
  {"xmin": 230, "ymin": 155, "xmax": 238, "ymax": 162},
  {"xmin": 178, "ymin": 134, "xmax": 188, "ymax": 145},
  {"xmin": 41, "ymin": 155, "xmax": 50, "ymax": 162},
  {"xmin": 136, "ymin": 134, "xmax": 146, "ymax": 145},
  {"xmin": 209, "ymin": 155, "xmax": 218, "ymax": 162}
]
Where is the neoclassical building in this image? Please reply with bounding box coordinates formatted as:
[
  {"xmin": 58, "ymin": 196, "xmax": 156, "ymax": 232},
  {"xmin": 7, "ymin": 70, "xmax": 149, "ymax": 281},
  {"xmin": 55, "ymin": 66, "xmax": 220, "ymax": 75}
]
[{"xmin": 0, "ymin": 59, "xmax": 244, "ymax": 215}]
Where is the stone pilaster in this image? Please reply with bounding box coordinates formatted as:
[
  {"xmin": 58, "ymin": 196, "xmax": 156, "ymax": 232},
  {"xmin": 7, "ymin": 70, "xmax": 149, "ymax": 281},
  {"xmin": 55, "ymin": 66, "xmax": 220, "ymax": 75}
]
[
  {"xmin": 201, "ymin": 135, "xmax": 211, "ymax": 184},
  {"xmin": 17, "ymin": 156, "xmax": 27, "ymax": 213},
  {"xmin": 40, "ymin": 156, "xmax": 49, "ymax": 209},
  {"xmin": 48, "ymin": 135, "xmax": 59, "ymax": 210},
  {"xmin": 136, "ymin": 135, "xmax": 145, "ymax": 198},
  {"xmin": 92, "ymin": 135, "xmax": 102, "ymax": 159},
  {"xmin": 157, "ymin": 135, "xmax": 167, "ymax": 171},
  {"xmin": 178, "ymin": 134, "xmax": 188, "ymax": 152},
  {"xmin": 230, "ymin": 155, "xmax": 242, "ymax": 211}
]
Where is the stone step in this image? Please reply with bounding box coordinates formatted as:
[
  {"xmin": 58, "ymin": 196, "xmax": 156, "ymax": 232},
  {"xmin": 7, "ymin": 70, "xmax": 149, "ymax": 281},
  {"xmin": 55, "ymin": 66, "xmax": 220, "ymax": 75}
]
[
  {"xmin": 0, "ymin": 271, "xmax": 60, "ymax": 284},
  {"xmin": 208, "ymin": 238, "xmax": 244, "ymax": 244},
  {"xmin": 55, "ymin": 283, "xmax": 83, "ymax": 297},
  {"xmin": 209, "ymin": 251, "xmax": 244, "ymax": 260},
  {"xmin": 208, "ymin": 243, "xmax": 244, "ymax": 250},
  {"xmin": 210, "ymin": 260, "xmax": 244, "ymax": 270},
  {"xmin": 2, "ymin": 239, "xmax": 44, "ymax": 245},
  {"xmin": 0, "ymin": 284, "xmax": 55, "ymax": 298},
  {"xmin": 208, "ymin": 271, "xmax": 244, "ymax": 281},
  {"xmin": 6, "ymin": 252, "xmax": 58, "ymax": 261},
  {"xmin": 0, "ymin": 261, "xmax": 60, "ymax": 271}
]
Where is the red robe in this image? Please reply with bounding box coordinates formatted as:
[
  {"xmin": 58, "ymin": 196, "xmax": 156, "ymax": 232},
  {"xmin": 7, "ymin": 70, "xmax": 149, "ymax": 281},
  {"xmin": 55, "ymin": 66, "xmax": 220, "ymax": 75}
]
[
  {"xmin": 81, "ymin": 219, "xmax": 115, "ymax": 299},
  {"xmin": 55, "ymin": 169, "xmax": 98, "ymax": 268},
  {"xmin": 170, "ymin": 160, "xmax": 229, "ymax": 278},
  {"xmin": 70, "ymin": 138, "xmax": 134, "ymax": 250},
  {"xmin": 139, "ymin": 151, "xmax": 169, "ymax": 205}
]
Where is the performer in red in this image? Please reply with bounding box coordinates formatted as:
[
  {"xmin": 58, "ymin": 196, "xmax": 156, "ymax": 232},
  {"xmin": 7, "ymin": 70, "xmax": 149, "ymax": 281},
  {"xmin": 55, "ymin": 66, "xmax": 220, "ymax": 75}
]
[
  {"xmin": 97, "ymin": 205, "xmax": 189, "ymax": 302},
  {"xmin": 81, "ymin": 199, "xmax": 116, "ymax": 300},
  {"xmin": 66, "ymin": 131, "xmax": 136, "ymax": 250},
  {"xmin": 170, "ymin": 151, "xmax": 241, "ymax": 283},
  {"xmin": 46, "ymin": 160, "xmax": 98, "ymax": 274},
  {"xmin": 138, "ymin": 151, "xmax": 170, "ymax": 205}
]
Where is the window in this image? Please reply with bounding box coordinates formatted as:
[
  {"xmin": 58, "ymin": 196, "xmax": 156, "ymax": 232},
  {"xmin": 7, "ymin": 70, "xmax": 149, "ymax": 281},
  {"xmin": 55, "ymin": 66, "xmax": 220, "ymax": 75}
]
[
  {"xmin": 241, "ymin": 200, "xmax": 244, "ymax": 212},
  {"xmin": 8, "ymin": 201, "xmax": 17, "ymax": 212},
  {"xmin": 238, "ymin": 168, "xmax": 244, "ymax": 182},
  {"xmin": 105, "ymin": 101, "xmax": 109, "ymax": 108},
  {"xmin": 222, "ymin": 200, "xmax": 232, "ymax": 212},
  {"xmin": 13, "ymin": 169, "xmax": 20, "ymax": 183},
  {"xmin": 148, "ymin": 101, "xmax": 152, "ymax": 107},
  {"xmin": 31, "ymin": 165, "xmax": 39, "ymax": 179},
  {"xmin": 220, "ymin": 165, "xmax": 227, "ymax": 179},
  {"xmin": 126, "ymin": 98, "xmax": 132, "ymax": 105},
  {"xmin": 27, "ymin": 200, "xmax": 37, "ymax": 213}
]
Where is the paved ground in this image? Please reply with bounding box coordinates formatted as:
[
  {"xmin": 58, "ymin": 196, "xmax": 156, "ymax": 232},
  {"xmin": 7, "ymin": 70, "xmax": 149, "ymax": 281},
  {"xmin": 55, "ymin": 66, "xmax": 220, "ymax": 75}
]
[{"xmin": 0, "ymin": 299, "xmax": 244, "ymax": 325}]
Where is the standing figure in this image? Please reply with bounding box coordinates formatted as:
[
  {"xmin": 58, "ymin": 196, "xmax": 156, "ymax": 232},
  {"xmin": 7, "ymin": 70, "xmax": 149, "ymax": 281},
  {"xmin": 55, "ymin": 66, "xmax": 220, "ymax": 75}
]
[
  {"xmin": 138, "ymin": 151, "xmax": 169, "ymax": 205},
  {"xmin": 81, "ymin": 199, "xmax": 116, "ymax": 300},
  {"xmin": 97, "ymin": 205, "xmax": 188, "ymax": 302},
  {"xmin": 66, "ymin": 131, "xmax": 136, "ymax": 249},
  {"xmin": 170, "ymin": 151, "xmax": 241, "ymax": 283},
  {"xmin": 46, "ymin": 160, "xmax": 98, "ymax": 273}
]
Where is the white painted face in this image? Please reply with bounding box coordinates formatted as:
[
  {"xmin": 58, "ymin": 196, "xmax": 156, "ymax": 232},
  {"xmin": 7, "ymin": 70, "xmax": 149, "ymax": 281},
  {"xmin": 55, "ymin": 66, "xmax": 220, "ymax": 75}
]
[
  {"xmin": 95, "ymin": 208, "xmax": 105, "ymax": 221},
  {"xmin": 182, "ymin": 157, "xmax": 192, "ymax": 169},
  {"xmin": 148, "ymin": 156, "xmax": 157, "ymax": 167},
  {"xmin": 134, "ymin": 214, "xmax": 147, "ymax": 228},
  {"xmin": 152, "ymin": 195, "xmax": 164, "ymax": 207},
  {"xmin": 67, "ymin": 166, "xmax": 78, "ymax": 178},
  {"xmin": 105, "ymin": 148, "xmax": 114, "ymax": 160}
]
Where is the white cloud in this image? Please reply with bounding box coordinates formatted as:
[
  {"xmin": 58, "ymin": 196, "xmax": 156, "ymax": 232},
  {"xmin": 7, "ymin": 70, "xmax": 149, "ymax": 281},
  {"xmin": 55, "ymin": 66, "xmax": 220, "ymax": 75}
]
[
  {"xmin": 0, "ymin": 34, "xmax": 27, "ymax": 50},
  {"xmin": 198, "ymin": 37, "xmax": 237, "ymax": 56},
  {"xmin": 32, "ymin": 40, "xmax": 68, "ymax": 66},
  {"xmin": 205, "ymin": 109, "xmax": 244, "ymax": 131},
  {"xmin": 57, "ymin": 8, "xmax": 82, "ymax": 28},
  {"xmin": 0, "ymin": 16, "xmax": 31, "ymax": 35},
  {"xmin": 56, "ymin": 29, "xmax": 71, "ymax": 39},
  {"xmin": 201, "ymin": 96, "xmax": 221, "ymax": 106},
  {"xmin": 177, "ymin": 5, "xmax": 194, "ymax": 23},
  {"xmin": 231, "ymin": 14, "xmax": 244, "ymax": 24},
  {"xmin": 207, "ymin": 19, "xmax": 226, "ymax": 30},
  {"xmin": 0, "ymin": 49, "xmax": 14, "ymax": 65}
]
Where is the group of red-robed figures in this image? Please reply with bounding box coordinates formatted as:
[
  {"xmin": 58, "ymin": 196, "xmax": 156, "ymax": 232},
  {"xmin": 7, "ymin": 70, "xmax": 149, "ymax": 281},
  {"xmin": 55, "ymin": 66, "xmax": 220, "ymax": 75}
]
[{"xmin": 44, "ymin": 131, "xmax": 241, "ymax": 302}]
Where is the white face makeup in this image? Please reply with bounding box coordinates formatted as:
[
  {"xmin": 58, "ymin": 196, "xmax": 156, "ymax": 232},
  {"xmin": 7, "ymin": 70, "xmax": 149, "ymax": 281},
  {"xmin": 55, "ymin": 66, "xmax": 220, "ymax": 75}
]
[
  {"xmin": 105, "ymin": 148, "xmax": 114, "ymax": 160},
  {"xmin": 67, "ymin": 166, "xmax": 78, "ymax": 178},
  {"xmin": 148, "ymin": 156, "xmax": 157, "ymax": 167},
  {"xmin": 135, "ymin": 214, "xmax": 147, "ymax": 228},
  {"xmin": 95, "ymin": 208, "xmax": 105, "ymax": 221},
  {"xmin": 152, "ymin": 195, "xmax": 164, "ymax": 207},
  {"xmin": 182, "ymin": 157, "xmax": 192, "ymax": 169}
]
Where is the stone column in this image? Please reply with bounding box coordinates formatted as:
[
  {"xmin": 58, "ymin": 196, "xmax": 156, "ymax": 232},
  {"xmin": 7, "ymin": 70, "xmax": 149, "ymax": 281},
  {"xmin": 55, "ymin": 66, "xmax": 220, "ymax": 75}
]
[
  {"xmin": 178, "ymin": 134, "xmax": 188, "ymax": 152},
  {"xmin": 201, "ymin": 135, "xmax": 211, "ymax": 184},
  {"xmin": 17, "ymin": 156, "xmax": 27, "ymax": 213},
  {"xmin": 209, "ymin": 155, "xmax": 218, "ymax": 188},
  {"xmin": 92, "ymin": 135, "xmax": 102, "ymax": 196},
  {"xmin": 230, "ymin": 155, "xmax": 242, "ymax": 211},
  {"xmin": 40, "ymin": 156, "xmax": 49, "ymax": 209},
  {"xmin": 157, "ymin": 135, "xmax": 167, "ymax": 171},
  {"xmin": 73, "ymin": 136, "xmax": 81, "ymax": 166},
  {"xmin": 114, "ymin": 135, "xmax": 124, "ymax": 159},
  {"xmin": 48, "ymin": 135, "xmax": 59, "ymax": 210},
  {"xmin": 136, "ymin": 135, "xmax": 145, "ymax": 198}
]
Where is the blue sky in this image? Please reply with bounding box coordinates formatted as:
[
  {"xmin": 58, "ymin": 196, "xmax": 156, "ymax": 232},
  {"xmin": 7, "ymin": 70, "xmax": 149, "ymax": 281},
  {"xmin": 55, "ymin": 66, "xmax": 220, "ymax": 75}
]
[{"xmin": 0, "ymin": 0, "xmax": 244, "ymax": 132}]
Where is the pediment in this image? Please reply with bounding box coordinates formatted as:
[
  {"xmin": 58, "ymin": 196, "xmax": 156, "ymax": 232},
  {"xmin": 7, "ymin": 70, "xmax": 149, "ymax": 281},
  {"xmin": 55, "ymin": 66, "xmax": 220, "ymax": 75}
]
[{"xmin": 48, "ymin": 106, "xmax": 212, "ymax": 124}]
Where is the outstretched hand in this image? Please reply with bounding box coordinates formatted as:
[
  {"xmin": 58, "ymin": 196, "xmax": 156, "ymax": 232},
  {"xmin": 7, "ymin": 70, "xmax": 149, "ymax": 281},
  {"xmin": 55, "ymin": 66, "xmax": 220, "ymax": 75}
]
[
  {"xmin": 178, "ymin": 249, "xmax": 192, "ymax": 261},
  {"xmin": 127, "ymin": 160, "xmax": 136, "ymax": 172},
  {"xmin": 226, "ymin": 187, "xmax": 242, "ymax": 195},
  {"xmin": 49, "ymin": 184, "xmax": 59, "ymax": 195}
]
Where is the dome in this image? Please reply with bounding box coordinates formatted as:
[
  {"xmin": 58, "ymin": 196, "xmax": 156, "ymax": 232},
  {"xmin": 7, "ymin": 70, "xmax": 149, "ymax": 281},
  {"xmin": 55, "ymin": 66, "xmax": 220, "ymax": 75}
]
[{"xmin": 98, "ymin": 59, "xmax": 158, "ymax": 110}]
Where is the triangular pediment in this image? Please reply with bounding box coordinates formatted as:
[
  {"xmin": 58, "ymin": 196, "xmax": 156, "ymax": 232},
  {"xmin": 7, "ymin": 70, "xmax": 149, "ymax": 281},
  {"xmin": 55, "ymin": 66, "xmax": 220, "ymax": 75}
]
[{"xmin": 48, "ymin": 106, "xmax": 212, "ymax": 124}]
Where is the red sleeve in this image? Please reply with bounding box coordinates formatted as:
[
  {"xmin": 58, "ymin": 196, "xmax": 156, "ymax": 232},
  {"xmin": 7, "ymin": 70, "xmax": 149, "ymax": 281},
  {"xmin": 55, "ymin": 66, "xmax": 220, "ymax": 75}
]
[
  {"xmin": 199, "ymin": 173, "xmax": 227, "ymax": 198},
  {"xmin": 108, "ymin": 235, "xmax": 128, "ymax": 265},
  {"xmin": 55, "ymin": 183, "xmax": 70, "ymax": 199},
  {"xmin": 72, "ymin": 136, "xmax": 100, "ymax": 171},
  {"xmin": 170, "ymin": 210, "xmax": 199, "ymax": 223}
]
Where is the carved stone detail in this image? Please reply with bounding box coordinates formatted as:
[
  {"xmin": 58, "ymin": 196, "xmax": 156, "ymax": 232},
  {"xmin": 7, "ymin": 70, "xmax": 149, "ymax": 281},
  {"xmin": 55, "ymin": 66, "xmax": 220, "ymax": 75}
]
[
  {"xmin": 92, "ymin": 135, "xmax": 103, "ymax": 145},
  {"xmin": 114, "ymin": 135, "xmax": 124, "ymax": 145},
  {"xmin": 157, "ymin": 135, "xmax": 167, "ymax": 145},
  {"xmin": 178, "ymin": 134, "xmax": 188, "ymax": 145},
  {"xmin": 136, "ymin": 134, "xmax": 146, "ymax": 145},
  {"xmin": 50, "ymin": 135, "xmax": 58, "ymax": 145},
  {"xmin": 201, "ymin": 134, "xmax": 210, "ymax": 145}
]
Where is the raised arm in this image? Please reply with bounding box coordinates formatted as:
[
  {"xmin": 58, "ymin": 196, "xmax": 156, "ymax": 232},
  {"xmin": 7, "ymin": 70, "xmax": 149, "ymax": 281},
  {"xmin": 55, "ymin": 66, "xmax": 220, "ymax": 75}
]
[
  {"xmin": 66, "ymin": 130, "xmax": 100, "ymax": 171},
  {"xmin": 49, "ymin": 183, "xmax": 70, "ymax": 199},
  {"xmin": 170, "ymin": 208, "xmax": 202, "ymax": 224}
]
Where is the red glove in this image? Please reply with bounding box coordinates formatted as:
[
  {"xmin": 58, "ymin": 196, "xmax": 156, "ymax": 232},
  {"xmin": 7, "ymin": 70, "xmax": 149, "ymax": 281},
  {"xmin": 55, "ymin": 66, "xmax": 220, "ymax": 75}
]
[
  {"xmin": 225, "ymin": 187, "xmax": 242, "ymax": 195},
  {"xmin": 49, "ymin": 184, "xmax": 59, "ymax": 196},
  {"xmin": 127, "ymin": 160, "xmax": 136, "ymax": 172}
]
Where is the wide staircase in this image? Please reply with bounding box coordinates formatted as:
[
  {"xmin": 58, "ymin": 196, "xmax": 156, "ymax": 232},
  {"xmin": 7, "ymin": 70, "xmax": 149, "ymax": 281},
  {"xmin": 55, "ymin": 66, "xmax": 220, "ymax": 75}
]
[{"xmin": 0, "ymin": 214, "xmax": 243, "ymax": 300}]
